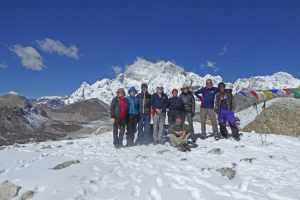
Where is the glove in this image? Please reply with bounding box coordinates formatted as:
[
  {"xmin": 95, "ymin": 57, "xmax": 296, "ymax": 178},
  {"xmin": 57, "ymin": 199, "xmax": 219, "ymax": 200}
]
[
  {"xmin": 111, "ymin": 118, "xmax": 115, "ymax": 124},
  {"xmin": 150, "ymin": 108, "xmax": 155, "ymax": 116}
]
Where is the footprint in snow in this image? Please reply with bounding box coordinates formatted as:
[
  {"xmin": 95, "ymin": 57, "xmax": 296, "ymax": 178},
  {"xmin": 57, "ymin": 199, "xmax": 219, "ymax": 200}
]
[
  {"xmin": 155, "ymin": 177, "xmax": 163, "ymax": 187},
  {"xmin": 150, "ymin": 188, "xmax": 162, "ymax": 200}
]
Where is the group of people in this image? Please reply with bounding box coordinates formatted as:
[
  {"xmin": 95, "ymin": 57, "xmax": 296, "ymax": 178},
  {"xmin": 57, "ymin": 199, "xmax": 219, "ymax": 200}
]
[{"xmin": 110, "ymin": 79, "xmax": 240, "ymax": 152}]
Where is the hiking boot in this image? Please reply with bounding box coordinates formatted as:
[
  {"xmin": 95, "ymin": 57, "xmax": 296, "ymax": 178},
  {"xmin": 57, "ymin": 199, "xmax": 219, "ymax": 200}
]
[
  {"xmin": 233, "ymin": 136, "xmax": 240, "ymax": 141},
  {"xmin": 191, "ymin": 135, "xmax": 196, "ymax": 143},
  {"xmin": 183, "ymin": 143, "xmax": 191, "ymax": 152},
  {"xmin": 114, "ymin": 144, "xmax": 120, "ymax": 149},
  {"xmin": 214, "ymin": 135, "xmax": 219, "ymax": 141},
  {"xmin": 153, "ymin": 140, "xmax": 158, "ymax": 145},
  {"xmin": 158, "ymin": 140, "xmax": 164, "ymax": 145},
  {"xmin": 177, "ymin": 145, "xmax": 187, "ymax": 152},
  {"xmin": 200, "ymin": 133, "xmax": 207, "ymax": 140},
  {"xmin": 222, "ymin": 134, "xmax": 229, "ymax": 139}
]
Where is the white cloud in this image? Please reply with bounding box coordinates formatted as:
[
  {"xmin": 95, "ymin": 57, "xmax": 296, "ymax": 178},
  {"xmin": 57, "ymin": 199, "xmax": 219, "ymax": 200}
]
[
  {"xmin": 37, "ymin": 38, "xmax": 79, "ymax": 59},
  {"xmin": 200, "ymin": 60, "xmax": 219, "ymax": 72},
  {"xmin": 12, "ymin": 45, "xmax": 44, "ymax": 70},
  {"xmin": 0, "ymin": 62, "xmax": 8, "ymax": 69},
  {"xmin": 111, "ymin": 65, "xmax": 122, "ymax": 76},
  {"xmin": 218, "ymin": 46, "xmax": 228, "ymax": 56}
]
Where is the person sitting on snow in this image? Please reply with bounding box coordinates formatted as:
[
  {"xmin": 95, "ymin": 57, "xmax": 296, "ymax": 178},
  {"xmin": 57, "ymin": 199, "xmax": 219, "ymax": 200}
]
[
  {"xmin": 214, "ymin": 82, "xmax": 240, "ymax": 141},
  {"xmin": 168, "ymin": 115, "xmax": 191, "ymax": 152}
]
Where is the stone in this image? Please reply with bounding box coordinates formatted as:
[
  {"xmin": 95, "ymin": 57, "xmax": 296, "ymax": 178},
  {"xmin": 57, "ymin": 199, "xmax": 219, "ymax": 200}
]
[
  {"xmin": 0, "ymin": 181, "xmax": 22, "ymax": 200},
  {"xmin": 208, "ymin": 148, "xmax": 222, "ymax": 155},
  {"xmin": 217, "ymin": 168, "xmax": 236, "ymax": 180},
  {"xmin": 52, "ymin": 160, "xmax": 80, "ymax": 170}
]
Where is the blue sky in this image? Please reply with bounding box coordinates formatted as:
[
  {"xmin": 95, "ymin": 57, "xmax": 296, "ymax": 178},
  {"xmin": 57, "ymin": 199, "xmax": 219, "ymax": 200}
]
[{"xmin": 0, "ymin": 0, "xmax": 300, "ymax": 98}]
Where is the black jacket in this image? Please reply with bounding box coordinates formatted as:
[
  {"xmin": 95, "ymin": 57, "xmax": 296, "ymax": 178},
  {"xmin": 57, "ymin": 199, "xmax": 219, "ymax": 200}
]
[
  {"xmin": 179, "ymin": 91, "xmax": 195, "ymax": 114},
  {"xmin": 214, "ymin": 91, "xmax": 235, "ymax": 113},
  {"xmin": 151, "ymin": 93, "xmax": 169, "ymax": 112},
  {"xmin": 110, "ymin": 96, "xmax": 129, "ymax": 119},
  {"xmin": 168, "ymin": 96, "xmax": 184, "ymax": 117}
]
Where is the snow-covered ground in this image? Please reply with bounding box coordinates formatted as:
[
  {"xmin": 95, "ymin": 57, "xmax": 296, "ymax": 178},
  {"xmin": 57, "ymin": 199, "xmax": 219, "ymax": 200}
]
[{"xmin": 1, "ymin": 123, "xmax": 300, "ymax": 200}]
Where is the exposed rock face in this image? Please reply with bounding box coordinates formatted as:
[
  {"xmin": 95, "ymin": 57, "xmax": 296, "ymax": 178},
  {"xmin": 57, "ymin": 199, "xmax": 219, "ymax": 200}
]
[
  {"xmin": 243, "ymin": 98, "xmax": 300, "ymax": 136},
  {"xmin": 44, "ymin": 98, "xmax": 110, "ymax": 122},
  {"xmin": 0, "ymin": 94, "xmax": 65, "ymax": 146}
]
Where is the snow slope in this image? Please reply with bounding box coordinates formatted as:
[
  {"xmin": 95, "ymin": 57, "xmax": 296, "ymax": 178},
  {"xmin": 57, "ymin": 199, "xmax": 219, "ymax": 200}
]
[{"xmin": 1, "ymin": 123, "xmax": 300, "ymax": 200}]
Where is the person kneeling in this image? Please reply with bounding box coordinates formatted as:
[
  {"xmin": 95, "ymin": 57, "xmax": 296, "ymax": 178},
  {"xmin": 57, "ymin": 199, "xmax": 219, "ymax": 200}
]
[{"xmin": 168, "ymin": 116, "xmax": 191, "ymax": 152}]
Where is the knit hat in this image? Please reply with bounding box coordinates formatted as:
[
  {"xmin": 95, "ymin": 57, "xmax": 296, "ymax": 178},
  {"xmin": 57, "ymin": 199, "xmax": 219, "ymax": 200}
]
[
  {"xmin": 128, "ymin": 86, "xmax": 138, "ymax": 94},
  {"xmin": 218, "ymin": 82, "xmax": 226, "ymax": 89},
  {"xmin": 141, "ymin": 83, "xmax": 148, "ymax": 89},
  {"xmin": 172, "ymin": 88, "xmax": 178, "ymax": 94},
  {"xmin": 117, "ymin": 88, "xmax": 125, "ymax": 94}
]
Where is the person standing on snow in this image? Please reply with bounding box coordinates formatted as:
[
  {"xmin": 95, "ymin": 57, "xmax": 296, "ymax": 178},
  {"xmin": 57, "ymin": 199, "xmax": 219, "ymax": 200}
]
[
  {"xmin": 137, "ymin": 83, "xmax": 152, "ymax": 145},
  {"xmin": 126, "ymin": 86, "xmax": 139, "ymax": 147},
  {"xmin": 179, "ymin": 84, "xmax": 196, "ymax": 142},
  {"xmin": 151, "ymin": 84, "xmax": 168, "ymax": 145},
  {"xmin": 214, "ymin": 82, "xmax": 240, "ymax": 141},
  {"xmin": 168, "ymin": 115, "xmax": 192, "ymax": 152},
  {"xmin": 168, "ymin": 88, "xmax": 184, "ymax": 126},
  {"xmin": 194, "ymin": 79, "xmax": 219, "ymax": 140},
  {"xmin": 110, "ymin": 88, "xmax": 129, "ymax": 148}
]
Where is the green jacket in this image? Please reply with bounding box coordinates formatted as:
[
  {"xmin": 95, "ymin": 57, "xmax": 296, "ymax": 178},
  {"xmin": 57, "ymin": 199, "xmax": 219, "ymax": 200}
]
[{"xmin": 168, "ymin": 123, "xmax": 191, "ymax": 135}]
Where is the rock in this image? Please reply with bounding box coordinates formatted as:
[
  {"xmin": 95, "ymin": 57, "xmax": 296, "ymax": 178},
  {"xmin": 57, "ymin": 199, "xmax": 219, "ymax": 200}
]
[
  {"xmin": 234, "ymin": 145, "xmax": 245, "ymax": 148},
  {"xmin": 21, "ymin": 191, "xmax": 35, "ymax": 200},
  {"xmin": 240, "ymin": 158, "xmax": 256, "ymax": 163},
  {"xmin": 92, "ymin": 126, "xmax": 112, "ymax": 135},
  {"xmin": 181, "ymin": 158, "xmax": 187, "ymax": 161},
  {"xmin": 232, "ymin": 162, "xmax": 237, "ymax": 168},
  {"xmin": 13, "ymin": 143, "xmax": 20, "ymax": 148},
  {"xmin": 52, "ymin": 160, "xmax": 80, "ymax": 170},
  {"xmin": 0, "ymin": 181, "xmax": 22, "ymax": 200},
  {"xmin": 217, "ymin": 167, "xmax": 236, "ymax": 180},
  {"xmin": 41, "ymin": 145, "xmax": 52, "ymax": 149},
  {"xmin": 65, "ymin": 142, "xmax": 73, "ymax": 145},
  {"xmin": 208, "ymin": 148, "xmax": 222, "ymax": 155},
  {"xmin": 157, "ymin": 149, "xmax": 170, "ymax": 154}
]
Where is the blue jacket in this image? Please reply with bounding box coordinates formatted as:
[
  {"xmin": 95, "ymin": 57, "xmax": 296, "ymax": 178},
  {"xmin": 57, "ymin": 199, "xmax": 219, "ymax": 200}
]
[
  {"xmin": 151, "ymin": 93, "xmax": 168, "ymax": 112},
  {"xmin": 194, "ymin": 87, "xmax": 219, "ymax": 109},
  {"xmin": 127, "ymin": 96, "xmax": 139, "ymax": 115},
  {"xmin": 168, "ymin": 96, "xmax": 184, "ymax": 116}
]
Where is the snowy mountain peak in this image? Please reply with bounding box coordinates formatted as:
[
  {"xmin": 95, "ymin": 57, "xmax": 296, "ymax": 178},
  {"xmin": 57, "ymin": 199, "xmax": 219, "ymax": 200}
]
[
  {"xmin": 54, "ymin": 58, "xmax": 299, "ymax": 105},
  {"xmin": 64, "ymin": 58, "xmax": 223, "ymax": 104},
  {"xmin": 232, "ymin": 71, "xmax": 300, "ymax": 93}
]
